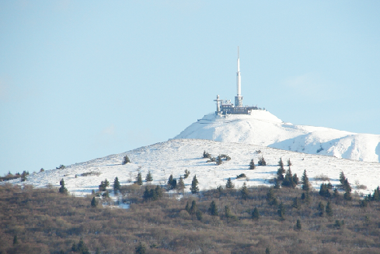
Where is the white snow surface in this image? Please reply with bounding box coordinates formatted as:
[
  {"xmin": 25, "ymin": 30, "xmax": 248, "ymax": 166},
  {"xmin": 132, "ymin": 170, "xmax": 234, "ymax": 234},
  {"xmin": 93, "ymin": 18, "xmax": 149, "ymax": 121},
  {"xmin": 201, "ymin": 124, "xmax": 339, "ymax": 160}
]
[
  {"xmin": 11, "ymin": 139, "xmax": 380, "ymax": 198},
  {"xmin": 174, "ymin": 111, "xmax": 380, "ymax": 163}
]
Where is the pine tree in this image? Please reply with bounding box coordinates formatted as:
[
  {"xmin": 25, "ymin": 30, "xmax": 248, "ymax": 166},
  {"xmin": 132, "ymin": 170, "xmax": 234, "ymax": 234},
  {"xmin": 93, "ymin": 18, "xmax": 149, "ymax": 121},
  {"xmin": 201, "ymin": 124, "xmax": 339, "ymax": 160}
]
[
  {"xmin": 185, "ymin": 201, "xmax": 190, "ymax": 213},
  {"xmin": 287, "ymin": 158, "xmax": 292, "ymax": 166},
  {"xmin": 91, "ymin": 197, "xmax": 97, "ymax": 207},
  {"xmin": 224, "ymin": 206, "xmax": 237, "ymax": 221},
  {"xmin": 59, "ymin": 178, "xmax": 68, "ymax": 194},
  {"xmin": 225, "ymin": 178, "xmax": 234, "ymax": 189},
  {"xmin": 326, "ymin": 201, "xmax": 333, "ymax": 216},
  {"xmin": 122, "ymin": 155, "xmax": 130, "ymax": 165},
  {"xmin": 240, "ymin": 182, "xmax": 249, "ymax": 200},
  {"xmin": 278, "ymin": 158, "xmax": 284, "ymax": 171},
  {"xmin": 319, "ymin": 183, "xmax": 331, "ymax": 198},
  {"xmin": 252, "ymin": 207, "xmax": 260, "ymax": 220},
  {"xmin": 301, "ymin": 191, "xmax": 311, "ymax": 204},
  {"xmin": 265, "ymin": 248, "xmax": 270, "ymax": 254},
  {"xmin": 136, "ymin": 173, "xmax": 143, "ymax": 185},
  {"xmin": 168, "ymin": 174, "xmax": 174, "ymax": 186},
  {"xmin": 216, "ymin": 155, "xmax": 223, "ymax": 165},
  {"xmin": 189, "ymin": 200, "xmax": 198, "ymax": 215},
  {"xmin": 301, "ymin": 170, "xmax": 310, "ymax": 191},
  {"xmin": 282, "ymin": 168, "xmax": 296, "ymax": 188},
  {"xmin": 258, "ymin": 157, "xmax": 266, "ymax": 166},
  {"xmin": 295, "ymin": 219, "xmax": 302, "ymax": 231},
  {"xmin": 184, "ymin": 169, "xmax": 190, "ymax": 179},
  {"xmin": 113, "ymin": 177, "xmax": 121, "ymax": 194},
  {"xmin": 292, "ymin": 197, "xmax": 300, "ymax": 209},
  {"xmin": 277, "ymin": 202, "xmax": 285, "ymax": 220},
  {"xmin": 168, "ymin": 175, "xmax": 177, "ymax": 190},
  {"xmin": 177, "ymin": 176, "xmax": 185, "ymax": 192},
  {"xmin": 267, "ymin": 188, "xmax": 278, "ymax": 206},
  {"xmin": 13, "ymin": 235, "xmax": 18, "ymax": 245},
  {"xmin": 318, "ymin": 202, "xmax": 325, "ymax": 216},
  {"xmin": 339, "ymin": 171, "xmax": 346, "ymax": 185},
  {"xmin": 196, "ymin": 209, "xmax": 203, "ymax": 221},
  {"xmin": 190, "ymin": 175, "xmax": 199, "ymax": 194},
  {"xmin": 209, "ymin": 200, "xmax": 218, "ymax": 216},
  {"xmin": 249, "ymin": 159, "xmax": 255, "ymax": 170},
  {"xmin": 145, "ymin": 171, "xmax": 153, "ymax": 182},
  {"xmin": 135, "ymin": 242, "xmax": 146, "ymax": 254}
]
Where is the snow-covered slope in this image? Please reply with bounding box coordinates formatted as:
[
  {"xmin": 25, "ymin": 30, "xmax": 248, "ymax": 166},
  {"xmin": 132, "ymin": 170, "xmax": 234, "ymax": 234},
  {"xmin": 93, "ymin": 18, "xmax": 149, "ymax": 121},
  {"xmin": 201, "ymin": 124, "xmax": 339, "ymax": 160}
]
[
  {"xmin": 174, "ymin": 111, "xmax": 380, "ymax": 163},
  {"xmin": 14, "ymin": 139, "xmax": 380, "ymax": 197}
]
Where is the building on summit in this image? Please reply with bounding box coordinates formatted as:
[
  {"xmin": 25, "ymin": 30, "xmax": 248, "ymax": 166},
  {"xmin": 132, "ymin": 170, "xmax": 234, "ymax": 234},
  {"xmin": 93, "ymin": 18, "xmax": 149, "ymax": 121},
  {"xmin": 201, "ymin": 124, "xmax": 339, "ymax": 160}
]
[{"xmin": 214, "ymin": 47, "xmax": 260, "ymax": 115}]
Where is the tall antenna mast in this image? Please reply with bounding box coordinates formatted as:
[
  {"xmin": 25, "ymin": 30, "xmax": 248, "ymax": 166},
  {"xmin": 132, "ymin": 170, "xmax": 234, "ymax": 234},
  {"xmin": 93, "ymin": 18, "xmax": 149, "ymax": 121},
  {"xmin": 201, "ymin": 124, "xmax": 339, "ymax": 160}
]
[{"xmin": 235, "ymin": 46, "xmax": 243, "ymax": 107}]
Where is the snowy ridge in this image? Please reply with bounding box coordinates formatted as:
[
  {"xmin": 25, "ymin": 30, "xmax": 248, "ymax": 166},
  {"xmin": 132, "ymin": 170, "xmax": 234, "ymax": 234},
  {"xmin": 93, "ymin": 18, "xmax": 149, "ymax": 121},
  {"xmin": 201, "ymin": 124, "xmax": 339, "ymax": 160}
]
[
  {"xmin": 174, "ymin": 111, "xmax": 380, "ymax": 163},
  {"xmin": 12, "ymin": 139, "xmax": 380, "ymax": 197}
]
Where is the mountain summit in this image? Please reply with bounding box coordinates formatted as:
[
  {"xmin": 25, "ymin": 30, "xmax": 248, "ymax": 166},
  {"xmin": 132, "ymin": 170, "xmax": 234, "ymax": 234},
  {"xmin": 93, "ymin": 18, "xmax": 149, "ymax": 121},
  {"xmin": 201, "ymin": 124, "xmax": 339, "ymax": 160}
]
[{"xmin": 174, "ymin": 110, "xmax": 380, "ymax": 163}]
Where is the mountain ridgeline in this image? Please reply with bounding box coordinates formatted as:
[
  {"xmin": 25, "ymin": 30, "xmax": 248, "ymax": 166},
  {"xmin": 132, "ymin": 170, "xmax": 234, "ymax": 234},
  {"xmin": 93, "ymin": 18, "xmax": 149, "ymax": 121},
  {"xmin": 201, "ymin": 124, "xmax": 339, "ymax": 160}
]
[{"xmin": 174, "ymin": 110, "xmax": 380, "ymax": 163}]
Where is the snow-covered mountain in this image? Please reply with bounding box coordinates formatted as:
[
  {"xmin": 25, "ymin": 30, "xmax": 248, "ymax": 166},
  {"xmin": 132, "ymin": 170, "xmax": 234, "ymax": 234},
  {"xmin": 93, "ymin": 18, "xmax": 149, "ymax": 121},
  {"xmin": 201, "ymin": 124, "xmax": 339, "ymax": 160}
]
[
  {"xmin": 15, "ymin": 139, "xmax": 380, "ymax": 198},
  {"xmin": 174, "ymin": 110, "xmax": 380, "ymax": 163}
]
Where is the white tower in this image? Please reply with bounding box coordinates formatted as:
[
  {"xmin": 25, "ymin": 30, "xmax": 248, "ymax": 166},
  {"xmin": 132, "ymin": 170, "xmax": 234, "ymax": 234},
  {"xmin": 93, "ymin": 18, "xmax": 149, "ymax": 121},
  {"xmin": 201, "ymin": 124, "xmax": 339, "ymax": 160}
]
[{"xmin": 235, "ymin": 47, "xmax": 243, "ymax": 107}]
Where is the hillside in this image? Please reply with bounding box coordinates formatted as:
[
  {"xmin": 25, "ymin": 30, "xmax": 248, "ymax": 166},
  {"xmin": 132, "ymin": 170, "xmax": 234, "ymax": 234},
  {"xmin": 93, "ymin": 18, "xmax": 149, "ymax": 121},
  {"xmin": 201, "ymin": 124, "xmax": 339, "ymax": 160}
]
[
  {"xmin": 12, "ymin": 139, "xmax": 380, "ymax": 198},
  {"xmin": 174, "ymin": 111, "xmax": 380, "ymax": 163}
]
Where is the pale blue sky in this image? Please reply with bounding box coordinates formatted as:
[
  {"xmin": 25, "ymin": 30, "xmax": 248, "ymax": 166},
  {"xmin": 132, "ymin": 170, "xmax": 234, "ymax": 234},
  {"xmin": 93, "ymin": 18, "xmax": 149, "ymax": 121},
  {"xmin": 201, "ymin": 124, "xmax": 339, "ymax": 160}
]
[{"xmin": 1, "ymin": 0, "xmax": 379, "ymax": 175}]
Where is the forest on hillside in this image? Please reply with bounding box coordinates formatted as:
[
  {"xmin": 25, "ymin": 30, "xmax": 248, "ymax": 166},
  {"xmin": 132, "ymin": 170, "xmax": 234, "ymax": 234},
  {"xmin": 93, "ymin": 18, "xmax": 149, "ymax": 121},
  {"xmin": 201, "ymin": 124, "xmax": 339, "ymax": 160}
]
[{"xmin": 1, "ymin": 170, "xmax": 380, "ymax": 254}]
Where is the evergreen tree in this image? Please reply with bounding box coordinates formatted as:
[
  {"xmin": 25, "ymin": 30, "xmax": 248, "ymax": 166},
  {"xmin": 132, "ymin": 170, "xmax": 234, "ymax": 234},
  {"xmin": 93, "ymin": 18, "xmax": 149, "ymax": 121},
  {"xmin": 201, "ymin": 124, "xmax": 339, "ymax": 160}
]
[
  {"xmin": 293, "ymin": 173, "xmax": 299, "ymax": 185},
  {"xmin": 295, "ymin": 219, "xmax": 302, "ymax": 231},
  {"xmin": 91, "ymin": 197, "xmax": 97, "ymax": 207},
  {"xmin": 258, "ymin": 157, "xmax": 266, "ymax": 166},
  {"xmin": 252, "ymin": 207, "xmax": 260, "ymax": 220},
  {"xmin": 292, "ymin": 197, "xmax": 300, "ymax": 209},
  {"xmin": 13, "ymin": 235, "xmax": 18, "ymax": 245},
  {"xmin": 240, "ymin": 182, "xmax": 249, "ymax": 200},
  {"xmin": 122, "ymin": 155, "xmax": 130, "ymax": 165},
  {"xmin": 190, "ymin": 175, "xmax": 199, "ymax": 194},
  {"xmin": 301, "ymin": 191, "xmax": 311, "ymax": 204},
  {"xmin": 189, "ymin": 200, "xmax": 198, "ymax": 215},
  {"xmin": 326, "ymin": 201, "xmax": 333, "ymax": 217},
  {"xmin": 372, "ymin": 187, "xmax": 380, "ymax": 201},
  {"xmin": 282, "ymin": 168, "xmax": 296, "ymax": 188},
  {"xmin": 224, "ymin": 205, "xmax": 237, "ymax": 221},
  {"xmin": 301, "ymin": 170, "xmax": 310, "ymax": 191},
  {"xmin": 266, "ymin": 248, "xmax": 270, "ymax": 254},
  {"xmin": 136, "ymin": 173, "xmax": 143, "ymax": 185},
  {"xmin": 113, "ymin": 177, "xmax": 121, "ymax": 194},
  {"xmin": 185, "ymin": 201, "xmax": 190, "ymax": 213},
  {"xmin": 184, "ymin": 169, "xmax": 190, "ymax": 179},
  {"xmin": 135, "ymin": 242, "xmax": 146, "ymax": 254},
  {"xmin": 319, "ymin": 183, "xmax": 331, "ymax": 198},
  {"xmin": 343, "ymin": 178, "xmax": 352, "ymax": 200},
  {"xmin": 249, "ymin": 159, "xmax": 255, "ymax": 170},
  {"xmin": 287, "ymin": 158, "xmax": 292, "ymax": 166},
  {"xmin": 209, "ymin": 200, "xmax": 218, "ymax": 216},
  {"xmin": 177, "ymin": 176, "xmax": 185, "ymax": 192},
  {"xmin": 339, "ymin": 171, "xmax": 346, "ymax": 185},
  {"xmin": 167, "ymin": 174, "xmax": 177, "ymax": 190},
  {"xmin": 225, "ymin": 178, "xmax": 234, "ymax": 189},
  {"xmin": 278, "ymin": 158, "xmax": 284, "ymax": 171},
  {"xmin": 99, "ymin": 179, "xmax": 110, "ymax": 191},
  {"xmin": 168, "ymin": 174, "xmax": 174, "ymax": 186},
  {"xmin": 267, "ymin": 188, "xmax": 278, "ymax": 206},
  {"xmin": 277, "ymin": 202, "xmax": 285, "ymax": 220},
  {"xmin": 317, "ymin": 202, "xmax": 325, "ymax": 216},
  {"xmin": 216, "ymin": 155, "xmax": 223, "ymax": 165},
  {"xmin": 59, "ymin": 178, "xmax": 68, "ymax": 194},
  {"xmin": 196, "ymin": 209, "xmax": 203, "ymax": 221},
  {"xmin": 276, "ymin": 168, "xmax": 284, "ymax": 181},
  {"xmin": 145, "ymin": 171, "xmax": 153, "ymax": 182}
]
